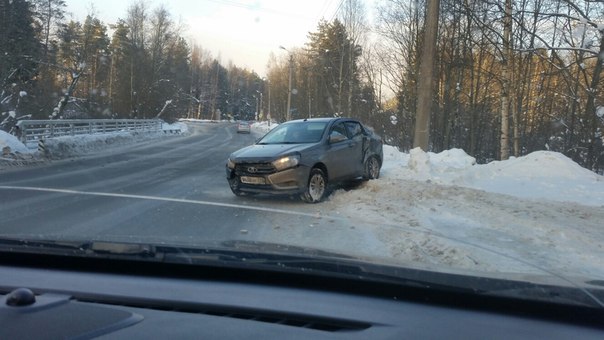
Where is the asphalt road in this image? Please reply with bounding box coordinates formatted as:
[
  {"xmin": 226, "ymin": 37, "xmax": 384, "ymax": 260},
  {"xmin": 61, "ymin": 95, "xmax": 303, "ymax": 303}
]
[{"xmin": 0, "ymin": 122, "xmax": 386, "ymax": 257}]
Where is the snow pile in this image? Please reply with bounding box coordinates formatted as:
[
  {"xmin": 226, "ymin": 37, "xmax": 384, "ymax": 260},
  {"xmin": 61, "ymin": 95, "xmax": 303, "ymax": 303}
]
[
  {"xmin": 408, "ymin": 147, "xmax": 431, "ymax": 175},
  {"xmin": 163, "ymin": 121, "xmax": 188, "ymax": 133},
  {"xmin": 430, "ymin": 148, "xmax": 476, "ymax": 169},
  {"xmin": 251, "ymin": 121, "xmax": 278, "ymax": 134},
  {"xmin": 457, "ymin": 151, "xmax": 603, "ymax": 206},
  {"xmin": 380, "ymin": 146, "xmax": 603, "ymax": 207},
  {"xmin": 0, "ymin": 120, "xmax": 189, "ymax": 161},
  {"xmin": 44, "ymin": 131, "xmax": 144, "ymax": 158},
  {"xmin": 0, "ymin": 130, "xmax": 32, "ymax": 154},
  {"xmin": 179, "ymin": 118, "xmax": 219, "ymax": 123}
]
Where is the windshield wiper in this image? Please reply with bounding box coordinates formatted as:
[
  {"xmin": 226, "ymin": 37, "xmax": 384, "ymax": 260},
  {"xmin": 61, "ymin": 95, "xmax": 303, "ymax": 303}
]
[
  {"xmin": 0, "ymin": 237, "xmax": 462, "ymax": 292},
  {"xmin": 0, "ymin": 238, "xmax": 156, "ymax": 258},
  {"xmin": 1, "ymin": 237, "xmax": 602, "ymax": 309}
]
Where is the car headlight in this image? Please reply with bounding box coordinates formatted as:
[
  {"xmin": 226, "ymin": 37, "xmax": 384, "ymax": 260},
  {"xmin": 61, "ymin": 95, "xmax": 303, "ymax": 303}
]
[
  {"xmin": 272, "ymin": 155, "xmax": 300, "ymax": 171},
  {"xmin": 227, "ymin": 158, "xmax": 236, "ymax": 169}
]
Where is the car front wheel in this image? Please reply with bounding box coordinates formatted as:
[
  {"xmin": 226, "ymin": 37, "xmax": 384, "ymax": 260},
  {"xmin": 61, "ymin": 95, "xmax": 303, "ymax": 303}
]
[
  {"xmin": 228, "ymin": 177, "xmax": 245, "ymax": 196},
  {"xmin": 301, "ymin": 168, "xmax": 327, "ymax": 203}
]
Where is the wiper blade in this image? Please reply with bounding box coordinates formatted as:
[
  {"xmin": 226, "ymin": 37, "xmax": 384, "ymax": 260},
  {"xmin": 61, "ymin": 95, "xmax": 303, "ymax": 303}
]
[
  {"xmin": 0, "ymin": 237, "xmax": 156, "ymax": 258},
  {"xmin": 0, "ymin": 237, "xmax": 89, "ymax": 252},
  {"xmin": 160, "ymin": 244, "xmax": 484, "ymax": 294},
  {"xmin": 1, "ymin": 237, "xmax": 602, "ymax": 308},
  {"xmin": 88, "ymin": 241, "xmax": 155, "ymax": 256}
]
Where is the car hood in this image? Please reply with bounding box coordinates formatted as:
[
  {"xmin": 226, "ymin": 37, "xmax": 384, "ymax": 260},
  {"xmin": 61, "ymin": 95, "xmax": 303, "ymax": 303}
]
[{"xmin": 231, "ymin": 143, "xmax": 312, "ymax": 161}]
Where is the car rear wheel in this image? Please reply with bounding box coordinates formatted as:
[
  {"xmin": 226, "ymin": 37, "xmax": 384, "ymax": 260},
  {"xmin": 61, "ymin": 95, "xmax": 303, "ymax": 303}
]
[
  {"xmin": 301, "ymin": 168, "xmax": 327, "ymax": 203},
  {"xmin": 363, "ymin": 156, "xmax": 380, "ymax": 180}
]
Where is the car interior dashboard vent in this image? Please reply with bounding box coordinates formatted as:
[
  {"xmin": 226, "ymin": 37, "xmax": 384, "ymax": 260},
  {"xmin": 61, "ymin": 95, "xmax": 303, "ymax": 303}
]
[{"xmin": 78, "ymin": 296, "xmax": 372, "ymax": 333}]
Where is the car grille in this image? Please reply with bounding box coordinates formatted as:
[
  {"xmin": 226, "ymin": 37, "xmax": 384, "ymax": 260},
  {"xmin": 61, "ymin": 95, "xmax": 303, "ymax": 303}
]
[{"xmin": 235, "ymin": 163, "xmax": 276, "ymax": 175}]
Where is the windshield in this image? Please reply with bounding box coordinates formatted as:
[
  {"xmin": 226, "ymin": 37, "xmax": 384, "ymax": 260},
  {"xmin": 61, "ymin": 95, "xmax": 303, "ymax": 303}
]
[
  {"xmin": 1, "ymin": 0, "xmax": 604, "ymax": 309},
  {"xmin": 257, "ymin": 121, "xmax": 327, "ymax": 144}
]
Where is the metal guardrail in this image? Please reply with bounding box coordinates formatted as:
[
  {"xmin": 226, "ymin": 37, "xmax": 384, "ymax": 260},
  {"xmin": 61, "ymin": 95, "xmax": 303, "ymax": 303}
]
[{"xmin": 15, "ymin": 119, "xmax": 163, "ymax": 145}]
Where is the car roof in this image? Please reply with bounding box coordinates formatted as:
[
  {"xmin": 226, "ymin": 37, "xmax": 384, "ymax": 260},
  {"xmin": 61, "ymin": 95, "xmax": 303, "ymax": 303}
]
[{"xmin": 286, "ymin": 117, "xmax": 355, "ymax": 124}]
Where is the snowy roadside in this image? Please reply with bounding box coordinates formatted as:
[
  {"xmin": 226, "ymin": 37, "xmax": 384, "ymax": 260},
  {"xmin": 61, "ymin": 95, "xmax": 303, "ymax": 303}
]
[
  {"xmin": 0, "ymin": 121, "xmax": 189, "ymax": 168},
  {"xmin": 319, "ymin": 146, "xmax": 604, "ymax": 279}
]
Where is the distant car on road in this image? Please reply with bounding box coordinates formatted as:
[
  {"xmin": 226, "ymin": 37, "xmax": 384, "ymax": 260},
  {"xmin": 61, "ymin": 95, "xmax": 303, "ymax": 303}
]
[
  {"xmin": 226, "ymin": 117, "xmax": 383, "ymax": 203},
  {"xmin": 236, "ymin": 121, "xmax": 251, "ymax": 133}
]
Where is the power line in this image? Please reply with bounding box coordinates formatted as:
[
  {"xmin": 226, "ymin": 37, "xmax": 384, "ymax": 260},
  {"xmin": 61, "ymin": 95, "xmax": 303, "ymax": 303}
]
[
  {"xmin": 330, "ymin": 0, "xmax": 345, "ymax": 22},
  {"xmin": 317, "ymin": 0, "xmax": 336, "ymax": 21}
]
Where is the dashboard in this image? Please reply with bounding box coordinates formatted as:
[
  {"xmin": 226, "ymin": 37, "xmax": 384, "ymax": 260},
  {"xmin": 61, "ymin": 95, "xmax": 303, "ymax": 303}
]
[{"xmin": 1, "ymin": 253, "xmax": 603, "ymax": 339}]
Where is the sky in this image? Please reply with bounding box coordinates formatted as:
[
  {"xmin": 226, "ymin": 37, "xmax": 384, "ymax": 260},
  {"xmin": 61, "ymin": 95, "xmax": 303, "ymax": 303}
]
[{"xmin": 63, "ymin": 0, "xmax": 352, "ymax": 76}]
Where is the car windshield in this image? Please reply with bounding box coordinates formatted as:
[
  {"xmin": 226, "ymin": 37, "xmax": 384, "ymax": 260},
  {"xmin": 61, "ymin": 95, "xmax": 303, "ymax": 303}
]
[
  {"xmin": 1, "ymin": 0, "xmax": 604, "ymax": 309},
  {"xmin": 257, "ymin": 121, "xmax": 327, "ymax": 144}
]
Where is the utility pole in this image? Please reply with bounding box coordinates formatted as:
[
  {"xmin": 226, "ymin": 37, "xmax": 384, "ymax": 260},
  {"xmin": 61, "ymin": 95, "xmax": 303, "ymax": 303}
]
[
  {"xmin": 413, "ymin": 0, "xmax": 440, "ymax": 151},
  {"xmin": 286, "ymin": 54, "xmax": 293, "ymax": 121},
  {"xmin": 267, "ymin": 80, "xmax": 271, "ymax": 126},
  {"xmin": 280, "ymin": 46, "xmax": 294, "ymax": 121}
]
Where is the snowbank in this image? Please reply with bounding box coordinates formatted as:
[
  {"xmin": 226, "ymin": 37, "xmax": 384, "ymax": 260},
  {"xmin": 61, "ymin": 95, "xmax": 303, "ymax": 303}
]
[
  {"xmin": 324, "ymin": 146, "xmax": 604, "ymax": 277},
  {"xmin": 382, "ymin": 147, "xmax": 603, "ymax": 207},
  {"xmin": 458, "ymin": 151, "xmax": 603, "ymax": 206},
  {"xmin": 251, "ymin": 121, "xmax": 278, "ymax": 134},
  {"xmin": 0, "ymin": 130, "xmax": 32, "ymax": 154},
  {"xmin": 163, "ymin": 121, "xmax": 189, "ymax": 133},
  {"xmin": 0, "ymin": 120, "xmax": 189, "ymax": 161}
]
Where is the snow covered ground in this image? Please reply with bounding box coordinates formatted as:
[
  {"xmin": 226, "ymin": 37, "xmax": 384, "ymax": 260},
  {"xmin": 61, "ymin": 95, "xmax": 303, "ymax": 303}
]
[
  {"xmin": 250, "ymin": 121, "xmax": 604, "ymax": 279},
  {"xmin": 320, "ymin": 146, "xmax": 604, "ymax": 279},
  {"xmin": 1, "ymin": 120, "xmax": 603, "ymax": 280}
]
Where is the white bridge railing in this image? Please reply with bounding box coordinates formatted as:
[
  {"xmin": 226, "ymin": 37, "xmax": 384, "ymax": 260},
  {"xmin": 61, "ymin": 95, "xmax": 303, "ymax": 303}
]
[{"xmin": 15, "ymin": 119, "xmax": 163, "ymax": 145}]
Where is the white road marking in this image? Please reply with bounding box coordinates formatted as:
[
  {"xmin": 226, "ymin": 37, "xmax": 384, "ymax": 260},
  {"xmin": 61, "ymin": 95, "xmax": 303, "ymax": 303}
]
[{"xmin": 0, "ymin": 185, "xmax": 341, "ymax": 220}]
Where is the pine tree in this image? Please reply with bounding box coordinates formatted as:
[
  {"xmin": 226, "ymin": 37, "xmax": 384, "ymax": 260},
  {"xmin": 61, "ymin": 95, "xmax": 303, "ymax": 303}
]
[{"xmin": 0, "ymin": 0, "xmax": 41, "ymax": 130}]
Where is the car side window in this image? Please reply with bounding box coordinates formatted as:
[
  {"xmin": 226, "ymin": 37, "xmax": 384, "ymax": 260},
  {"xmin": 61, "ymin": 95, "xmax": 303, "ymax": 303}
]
[
  {"xmin": 345, "ymin": 122, "xmax": 363, "ymax": 139},
  {"xmin": 329, "ymin": 123, "xmax": 349, "ymax": 143}
]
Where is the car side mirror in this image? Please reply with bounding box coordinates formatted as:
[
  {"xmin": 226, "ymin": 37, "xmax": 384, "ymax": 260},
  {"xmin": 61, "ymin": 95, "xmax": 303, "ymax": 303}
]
[{"xmin": 329, "ymin": 133, "xmax": 347, "ymax": 144}]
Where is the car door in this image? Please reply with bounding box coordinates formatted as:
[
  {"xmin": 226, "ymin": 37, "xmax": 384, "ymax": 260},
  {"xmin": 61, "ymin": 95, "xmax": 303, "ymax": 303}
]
[
  {"xmin": 344, "ymin": 121, "xmax": 367, "ymax": 177},
  {"xmin": 325, "ymin": 122, "xmax": 362, "ymax": 180}
]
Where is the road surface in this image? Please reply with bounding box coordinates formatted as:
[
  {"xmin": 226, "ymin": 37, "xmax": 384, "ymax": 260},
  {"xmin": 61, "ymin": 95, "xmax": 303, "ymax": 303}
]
[{"xmin": 0, "ymin": 122, "xmax": 385, "ymax": 257}]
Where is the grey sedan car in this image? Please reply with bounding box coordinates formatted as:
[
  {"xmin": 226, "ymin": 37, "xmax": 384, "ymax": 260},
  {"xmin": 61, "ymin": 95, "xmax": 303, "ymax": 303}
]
[{"xmin": 226, "ymin": 117, "xmax": 383, "ymax": 203}]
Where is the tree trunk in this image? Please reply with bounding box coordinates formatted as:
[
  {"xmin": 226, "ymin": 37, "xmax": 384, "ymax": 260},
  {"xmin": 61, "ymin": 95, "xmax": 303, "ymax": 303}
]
[
  {"xmin": 584, "ymin": 33, "xmax": 604, "ymax": 169},
  {"xmin": 413, "ymin": 0, "xmax": 440, "ymax": 151},
  {"xmin": 500, "ymin": 0, "xmax": 512, "ymax": 160},
  {"xmin": 55, "ymin": 72, "xmax": 82, "ymax": 118}
]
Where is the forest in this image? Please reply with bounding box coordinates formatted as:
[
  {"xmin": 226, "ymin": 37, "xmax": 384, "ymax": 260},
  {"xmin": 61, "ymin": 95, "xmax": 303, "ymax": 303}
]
[{"xmin": 1, "ymin": 0, "xmax": 603, "ymax": 172}]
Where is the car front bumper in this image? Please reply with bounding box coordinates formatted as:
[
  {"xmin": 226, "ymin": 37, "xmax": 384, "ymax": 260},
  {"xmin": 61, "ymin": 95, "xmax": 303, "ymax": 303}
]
[{"xmin": 226, "ymin": 165, "xmax": 311, "ymax": 195}]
